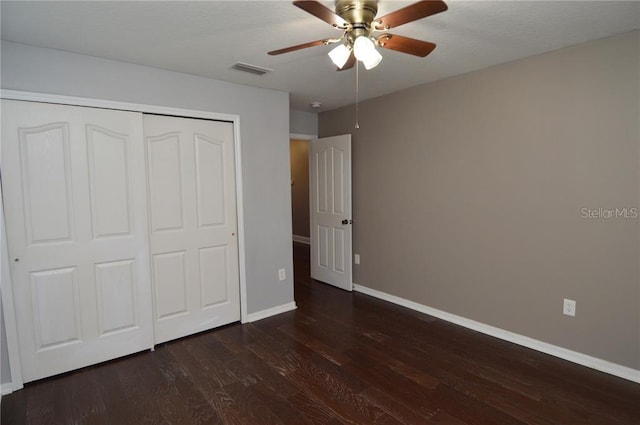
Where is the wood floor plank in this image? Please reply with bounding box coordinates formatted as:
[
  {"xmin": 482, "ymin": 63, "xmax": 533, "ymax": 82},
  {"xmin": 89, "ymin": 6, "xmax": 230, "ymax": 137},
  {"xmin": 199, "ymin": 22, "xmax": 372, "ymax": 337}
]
[
  {"xmin": 23, "ymin": 379, "xmax": 68, "ymax": 425},
  {"xmin": 224, "ymin": 350, "xmax": 300, "ymax": 398},
  {"xmin": 286, "ymin": 390, "xmax": 353, "ymax": 425},
  {"xmin": 0, "ymin": 386, "xmax": 27, "ymax": 425},
  {"xmin": 342, "ymin": 346, "xmax": 443, "ymax": 419},
  {"xmin": 276, "ymin": 322, "xmax": 352, "ymax": 365},
  {"xmin": 284, "ymin": 349, "xmax": 404, "ymax": 424},
  {"xmin": 222, "ymin": 381, "xmax": 288, "ymax": 425},
  {"xmin": 359, "ymin": 386, "xmax": 439, "ymax": 424},
  {"xmin": 347, "ymin": 324, "xmax": 567, "ymax": 425},
  {"xmin": 172, "ymin": 337, "xmax": 238, "ymax": 388},
  {"xmin": 432, "ymin": 383, "xmax": 529, "ymax": 425},
  {"xmin": 246, "ymin": 381, "xmax": 315, "ymax": 425},
  {"xmin": 152, "ymin": 346, "xmax": 224, "ymax": 425},
  {"xmin": 91, "ymin": 360, "xmax": 141, "ymax": 425},
  {"xmin": 68, "ymin": 368, "xmax": 111, "ymax": 425}
]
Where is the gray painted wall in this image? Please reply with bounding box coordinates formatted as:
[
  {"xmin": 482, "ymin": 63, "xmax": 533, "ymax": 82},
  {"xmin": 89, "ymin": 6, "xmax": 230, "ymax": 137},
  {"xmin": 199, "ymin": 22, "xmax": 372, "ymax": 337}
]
[
  {"xmin": 320, "ymin": 31, "xmax": 640, "ymax": 369},
  {"xmin": 1, "ymin": 41, "xmax": 294, "ymax": 317},
  {"xmin": 290, "ymin": 109, "xmax": 318, "ymax": 136}
]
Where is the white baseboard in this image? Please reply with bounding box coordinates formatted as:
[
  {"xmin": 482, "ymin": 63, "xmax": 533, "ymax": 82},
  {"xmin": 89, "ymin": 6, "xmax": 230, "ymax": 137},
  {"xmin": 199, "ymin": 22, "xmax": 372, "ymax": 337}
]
[
  {"xmin": 353, "ymin": 284, "xmax": 640, "ymax": 384},
  {"xmin": 245, "ymin": 301, "xmax": 297, "ymax": 323},
  {"xmin": 292, "ymin": 235, "xmax": 311, "ymax": 245}
]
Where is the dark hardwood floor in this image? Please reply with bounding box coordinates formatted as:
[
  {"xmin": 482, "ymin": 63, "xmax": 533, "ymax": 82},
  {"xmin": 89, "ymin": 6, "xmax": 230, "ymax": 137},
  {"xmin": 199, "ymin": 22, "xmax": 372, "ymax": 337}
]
[{"xmin": 3, "ymin": 242, "xmax": 640, "ymax": 424}]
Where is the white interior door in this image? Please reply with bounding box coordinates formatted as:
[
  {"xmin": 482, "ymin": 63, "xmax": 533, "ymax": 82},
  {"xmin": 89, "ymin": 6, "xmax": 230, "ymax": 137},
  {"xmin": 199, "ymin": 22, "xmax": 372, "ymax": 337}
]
[
  {"xmin": 144, "ymin": 115, "xmax": 240, "ymax": 344},
  {"xmin": 310, "ymin": 134, "xmax": 352, "ymax": 291},
  {"xmin": 1, "ymin": 100, "xmax": 153, "ymax": 382}
]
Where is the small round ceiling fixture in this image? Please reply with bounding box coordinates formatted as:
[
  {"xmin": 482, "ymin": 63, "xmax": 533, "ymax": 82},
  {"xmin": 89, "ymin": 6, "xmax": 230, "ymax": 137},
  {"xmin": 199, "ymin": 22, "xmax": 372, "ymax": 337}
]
[{"xmin": 310, "ymin": 101, "xmax": 322, "ymax": 108}]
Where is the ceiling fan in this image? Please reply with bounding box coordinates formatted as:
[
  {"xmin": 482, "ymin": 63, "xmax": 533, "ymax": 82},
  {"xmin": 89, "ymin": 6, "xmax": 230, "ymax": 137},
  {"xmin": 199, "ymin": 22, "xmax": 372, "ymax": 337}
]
[{"xmin": 268, "ymin": 0, "xmax": 448, "ymax": 70}]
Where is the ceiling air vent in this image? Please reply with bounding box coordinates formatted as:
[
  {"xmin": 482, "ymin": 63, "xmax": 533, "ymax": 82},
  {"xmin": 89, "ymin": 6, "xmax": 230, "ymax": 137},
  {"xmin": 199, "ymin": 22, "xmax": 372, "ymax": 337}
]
[{"xmin": 231, "ymin": 62, "xmax": 273, "ymax": 76}]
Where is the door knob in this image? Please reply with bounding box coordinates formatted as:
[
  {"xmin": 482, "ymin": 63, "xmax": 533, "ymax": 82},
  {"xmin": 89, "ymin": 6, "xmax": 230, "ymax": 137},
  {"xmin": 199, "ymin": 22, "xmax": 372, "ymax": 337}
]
[{"xmin": 341, "ymin": 219, "xmax": 353, "ymax": 225}]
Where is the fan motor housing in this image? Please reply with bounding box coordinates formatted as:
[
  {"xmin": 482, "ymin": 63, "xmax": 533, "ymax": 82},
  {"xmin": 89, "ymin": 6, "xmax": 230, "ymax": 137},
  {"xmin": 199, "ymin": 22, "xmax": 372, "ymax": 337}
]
[{"xmin": 335, "ymin": 0, "xmax": 378, "ymax": 25}]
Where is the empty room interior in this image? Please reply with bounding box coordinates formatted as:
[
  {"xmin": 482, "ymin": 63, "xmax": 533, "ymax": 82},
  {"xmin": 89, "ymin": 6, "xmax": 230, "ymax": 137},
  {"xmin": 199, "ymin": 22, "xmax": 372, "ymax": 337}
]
[{"xmin": 1, "ymin": 1, "xmax": 639, "ymax": 423}]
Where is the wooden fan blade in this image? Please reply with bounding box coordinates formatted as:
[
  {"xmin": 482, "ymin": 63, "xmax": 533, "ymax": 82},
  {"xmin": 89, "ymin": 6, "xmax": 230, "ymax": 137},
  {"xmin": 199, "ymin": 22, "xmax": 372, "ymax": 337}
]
[
  {"xmin": 337, "ymin": 52, "xmax": 356, "ymax": 71},
  {"xmin": 377, "ymin": 34, "xmax": 436, "ymax": 57},
  {"xmin": 268, "ymin": 39, "xmax": 327, "ymax": 55},
  {"xmin": 376, "ymin": 0, "xmax": 447, "ymax": 29},
  {"xmin": 293, "ymin": 1, "xmax": 347, "ymax": 28}
]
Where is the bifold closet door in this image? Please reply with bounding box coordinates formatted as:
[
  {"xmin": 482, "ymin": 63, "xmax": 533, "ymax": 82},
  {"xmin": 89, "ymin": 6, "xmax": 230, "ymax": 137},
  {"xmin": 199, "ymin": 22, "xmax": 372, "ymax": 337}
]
[
  {"xmin": 144, "ymin": 115, "xmax": 240, "ymax": 344},
  {"xmin": 1, "ymin": 100, "xmax": 153, "ymax": 382}
]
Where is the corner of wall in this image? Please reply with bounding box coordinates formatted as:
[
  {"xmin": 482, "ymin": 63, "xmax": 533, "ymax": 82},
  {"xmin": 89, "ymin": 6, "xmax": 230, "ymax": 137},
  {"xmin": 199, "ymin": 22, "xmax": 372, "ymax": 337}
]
[{"xmin": 290, "ymin": 109, "xmax": 318, "ymax": 136}]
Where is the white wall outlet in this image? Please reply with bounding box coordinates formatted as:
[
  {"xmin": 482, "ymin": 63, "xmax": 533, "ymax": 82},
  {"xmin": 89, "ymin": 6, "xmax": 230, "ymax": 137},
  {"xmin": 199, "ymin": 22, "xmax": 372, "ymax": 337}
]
[
  {"xmin": 354, "ymin": 254, "xmax": 360, "ymax": 265},
  {"xmin": 563, "ymin": 299, "xmax": 576, "ymax": 317},
  {"xmin": 278, "ymin": 268, "xmax": 286, "ymax": 281}
]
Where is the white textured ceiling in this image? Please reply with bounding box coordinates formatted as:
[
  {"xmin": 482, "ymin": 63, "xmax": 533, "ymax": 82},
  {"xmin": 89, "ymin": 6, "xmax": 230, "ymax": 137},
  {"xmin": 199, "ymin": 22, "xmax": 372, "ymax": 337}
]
[{"xmin": 1, "ymin": 1, "xmax": 639, "ymax": 112}]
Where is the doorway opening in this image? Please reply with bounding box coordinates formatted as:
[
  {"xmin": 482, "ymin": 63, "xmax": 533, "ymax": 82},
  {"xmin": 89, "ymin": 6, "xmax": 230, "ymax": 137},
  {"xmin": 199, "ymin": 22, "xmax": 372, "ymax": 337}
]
[
  {"xmin": 290, "ymin": 138, "xmax": 311, "ymax": 246},
  {"xmin": 289, "ymin": 135, "xmax": 353, "ymax": 291},
  {"xmin": 290, "ymin": 137, "xmax": 312, "ymax": 299}
]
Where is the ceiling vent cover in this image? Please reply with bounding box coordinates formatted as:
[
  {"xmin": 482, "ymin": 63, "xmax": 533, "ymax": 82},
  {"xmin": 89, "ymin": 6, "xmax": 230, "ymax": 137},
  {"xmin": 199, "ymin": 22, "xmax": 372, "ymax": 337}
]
[{"xmin": 231, "ymin": 62, "xmax": 273, "ymax": 76}]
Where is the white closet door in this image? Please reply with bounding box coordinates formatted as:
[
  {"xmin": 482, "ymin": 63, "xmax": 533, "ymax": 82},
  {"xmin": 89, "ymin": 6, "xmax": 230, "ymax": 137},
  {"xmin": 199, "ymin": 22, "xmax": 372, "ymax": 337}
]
[
  {"xmin": 144, "ymin": 115, "xmax": 240, "ymax": 344},
  {"xmin": 1, "ymin": 100, "xmax": 153, "ymax": 382}
]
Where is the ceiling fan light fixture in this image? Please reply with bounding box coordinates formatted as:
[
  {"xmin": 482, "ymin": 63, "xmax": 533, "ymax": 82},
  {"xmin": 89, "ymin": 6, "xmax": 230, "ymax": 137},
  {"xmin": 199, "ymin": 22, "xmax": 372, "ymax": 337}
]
[
  {"xmin": 353, "ymin": 35, "xmax": 382, "ymax": 70},
  {"xmin": 353, "ymin": 35, "xmax": 374, "ymax": 60},
  {"xmin": 362, "ymin": 47, "xmax": 382, "ymax": 70},
  {"xmin": 328, "ymin": 43, "xmax": 352, "ymax": 69}
]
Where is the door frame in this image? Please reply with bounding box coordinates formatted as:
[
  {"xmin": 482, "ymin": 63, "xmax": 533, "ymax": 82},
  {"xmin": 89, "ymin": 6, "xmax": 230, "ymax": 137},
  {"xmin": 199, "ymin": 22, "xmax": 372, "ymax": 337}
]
[
  {"xmin": 292, "ymin": 132, "xmax": 354, "ymax": 291},
  {"xmin": 0, "ymin": 90, "xmax": 249, "ymax": 392},
  {"xmin": 1, "ymin": 179, "xmax": 24, "ymax": 394}
]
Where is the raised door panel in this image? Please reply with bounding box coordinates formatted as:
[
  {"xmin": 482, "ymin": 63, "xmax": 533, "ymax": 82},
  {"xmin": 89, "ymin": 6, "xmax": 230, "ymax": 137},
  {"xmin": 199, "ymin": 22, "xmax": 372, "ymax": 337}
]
[
  {"xmin": 20, "ymin": 123, "xmax": 74, "ymax": 245},
  {"xmin": 314, "ymin": 148, "xmax": 329, "ymax": 214},
  {"xmin": 87, "ymin": 126, "xmax": 132, "ymax": 238},
  {"xmin": 153, "ymin": 251, "xmax": 188, "ymax": 320},
  {"xmin": 332, "ymin": 147, "xmax": 345, "ymax": 215},
  {"xmin": 147, "ymin": 133, "xmax": 184, "ymax": 232},
  {"xmin": 95, "ymin": 259, "xmax": 137, "ymax": 335},
  {"xmin": 333, "ymin": 228, "xmax": 345, "ymax": 273},
  {"xmin": 317, "ymin": 225, "xmax": 330, "ymax": 269},
  {"xmin": 199, "ymin": 246, "xmax": 229, "ymax": 308},
  {"xmin": 195, "ymin": 135, "xmax": 226, "ymax": 228},
  {"xmin": 30, "ymin": 267, "xmax": 82, "ymax": 350}
]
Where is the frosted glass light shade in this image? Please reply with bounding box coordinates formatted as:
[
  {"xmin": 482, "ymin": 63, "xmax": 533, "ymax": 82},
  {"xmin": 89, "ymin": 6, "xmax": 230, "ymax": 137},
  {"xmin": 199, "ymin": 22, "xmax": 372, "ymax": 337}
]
[
  {"xmin": 328, "ymin": 44, "xmax": 351, "ymax": 68},
  {"xmin": 353, "ymin": 36, "xmax": 382, "ymax": 70},
  {"xmin": 362, "ymin": 48, "xmax": 382, "ymax": 70}
]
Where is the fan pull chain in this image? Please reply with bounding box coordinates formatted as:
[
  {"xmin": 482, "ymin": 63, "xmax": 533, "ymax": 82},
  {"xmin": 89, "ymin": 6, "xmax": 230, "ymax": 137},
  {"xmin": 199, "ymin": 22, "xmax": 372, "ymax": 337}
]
[{"xmin": 355, "ymin": 59, "xmax": 360, "ymax": 129}]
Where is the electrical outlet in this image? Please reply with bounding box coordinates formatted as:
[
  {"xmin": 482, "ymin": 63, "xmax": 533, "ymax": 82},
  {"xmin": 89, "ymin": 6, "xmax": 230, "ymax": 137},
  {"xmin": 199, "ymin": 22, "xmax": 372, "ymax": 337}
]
[
  {"xmin": 563, "ymin": 299, "xmax": 576, "ymax": 317},
  {"xmin": 278, "ymin": 268, "xmax": 286, "ymax": 281},
  {"xmin": 354, "ymin": 254, "xmax": 360, "ymax": 265}
]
